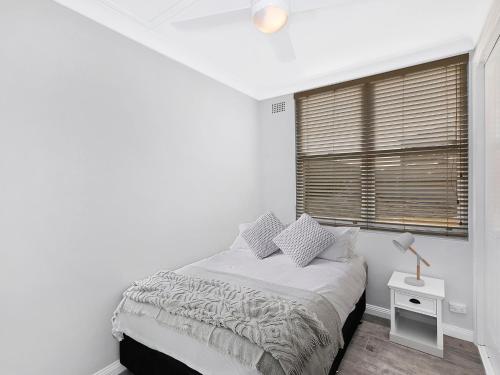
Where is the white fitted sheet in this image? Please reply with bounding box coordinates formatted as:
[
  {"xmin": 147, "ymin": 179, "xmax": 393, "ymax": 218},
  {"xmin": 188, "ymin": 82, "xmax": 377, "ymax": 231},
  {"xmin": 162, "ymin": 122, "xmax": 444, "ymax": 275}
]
[{"xmin": 115, "ymin": 250, "xmax": 367, "ymax": 375}]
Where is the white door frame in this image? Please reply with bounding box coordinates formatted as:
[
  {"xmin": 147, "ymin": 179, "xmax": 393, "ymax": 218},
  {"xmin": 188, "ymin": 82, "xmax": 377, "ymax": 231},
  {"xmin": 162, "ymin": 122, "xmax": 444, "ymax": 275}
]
[{"xmin": 471, "ymin": 0, "xmax": 500, "ymax": 348}]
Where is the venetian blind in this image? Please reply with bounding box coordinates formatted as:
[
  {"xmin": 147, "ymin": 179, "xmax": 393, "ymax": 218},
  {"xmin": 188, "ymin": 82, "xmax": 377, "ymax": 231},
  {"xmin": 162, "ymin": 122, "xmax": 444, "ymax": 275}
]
[{"xmin": 295, "ymin": 54, "xmax": 469, "ymax": 237}]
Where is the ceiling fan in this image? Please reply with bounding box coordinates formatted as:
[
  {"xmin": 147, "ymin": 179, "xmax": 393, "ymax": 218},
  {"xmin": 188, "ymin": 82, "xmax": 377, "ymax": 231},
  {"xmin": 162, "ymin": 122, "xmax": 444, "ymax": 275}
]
[{"xmin": 167, "ymin": 0, "xmax": 348, "ymax": 62}]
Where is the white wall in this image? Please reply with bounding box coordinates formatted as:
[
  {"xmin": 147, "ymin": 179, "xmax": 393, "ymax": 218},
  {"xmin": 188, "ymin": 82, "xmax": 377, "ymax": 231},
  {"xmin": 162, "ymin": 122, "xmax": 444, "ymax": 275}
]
[
  {"xmin": 259, "ymin": 94, "xmax": 474, "ymax": 331},
  {"xmin": 0, "ymin": 1, "xmax": 260, "ymax": 374}
]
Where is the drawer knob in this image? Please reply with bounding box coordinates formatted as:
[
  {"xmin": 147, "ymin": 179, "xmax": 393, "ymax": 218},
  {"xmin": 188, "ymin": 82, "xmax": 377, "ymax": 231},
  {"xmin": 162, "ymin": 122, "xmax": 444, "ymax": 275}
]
[{"xmin": 409, "ymin": 298, "xmax": 421, "ymax": 304}]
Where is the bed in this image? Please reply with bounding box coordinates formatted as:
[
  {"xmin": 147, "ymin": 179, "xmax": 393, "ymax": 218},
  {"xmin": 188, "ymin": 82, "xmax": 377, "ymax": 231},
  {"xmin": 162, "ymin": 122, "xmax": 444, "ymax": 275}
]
[{"xmin": 113, "ymin": 248, "xmax": 367, "ymax": 375}]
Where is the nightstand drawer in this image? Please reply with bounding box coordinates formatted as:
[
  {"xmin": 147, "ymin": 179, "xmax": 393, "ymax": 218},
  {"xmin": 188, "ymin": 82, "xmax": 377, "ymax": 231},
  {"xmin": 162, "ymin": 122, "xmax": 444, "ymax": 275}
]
[{"xmin": 394, "ymin": 291, "xmax": 436, "ymax": 315}]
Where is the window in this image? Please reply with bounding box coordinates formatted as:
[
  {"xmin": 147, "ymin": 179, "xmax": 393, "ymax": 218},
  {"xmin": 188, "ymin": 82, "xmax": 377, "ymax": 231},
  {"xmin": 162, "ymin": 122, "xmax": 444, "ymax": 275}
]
[{"xmin": 295, "ymin": 54, "xmax": 469, "ymax": 237}]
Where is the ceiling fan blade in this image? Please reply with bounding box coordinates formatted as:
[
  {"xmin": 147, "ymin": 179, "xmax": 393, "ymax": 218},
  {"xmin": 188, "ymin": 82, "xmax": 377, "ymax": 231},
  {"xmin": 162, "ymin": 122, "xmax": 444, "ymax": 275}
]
[
  {"xmin": 291, "ymin": 0, "xmax": 353, "ymax": 13},
  {"xmin": 170, "ymin": 7, "xmax": 250, "ymax": 30},
  {"xmin": 267, "ymin": 27, "xmax": 296, "ymax": 62}
]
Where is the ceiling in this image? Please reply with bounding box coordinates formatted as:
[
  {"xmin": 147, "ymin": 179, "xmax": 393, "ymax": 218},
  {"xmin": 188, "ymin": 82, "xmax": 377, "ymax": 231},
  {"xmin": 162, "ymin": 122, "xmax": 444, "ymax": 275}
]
[{"xmin": 54, "ymin": 0, "xmax": 493, "ymax": 99}]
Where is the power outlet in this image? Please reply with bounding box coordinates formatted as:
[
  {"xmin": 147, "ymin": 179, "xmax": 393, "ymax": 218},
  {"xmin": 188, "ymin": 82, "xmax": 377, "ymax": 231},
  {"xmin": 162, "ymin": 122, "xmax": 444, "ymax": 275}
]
[{"xmin": 449, "ymin": 302, "xmax": 467, "ymax": 314}]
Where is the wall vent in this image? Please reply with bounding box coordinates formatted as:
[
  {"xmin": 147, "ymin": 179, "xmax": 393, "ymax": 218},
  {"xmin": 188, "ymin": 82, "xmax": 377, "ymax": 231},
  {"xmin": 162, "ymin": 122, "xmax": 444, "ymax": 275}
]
[{"xmin": 272, "ymin": 101, "xmax": 286, "ymax": 114}]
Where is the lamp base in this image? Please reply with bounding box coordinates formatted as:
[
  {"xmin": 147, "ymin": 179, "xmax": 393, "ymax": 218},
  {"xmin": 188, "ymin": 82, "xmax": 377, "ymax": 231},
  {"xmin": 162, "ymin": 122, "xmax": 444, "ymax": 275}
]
[{"xmin": 404, "ymin": 276, "xmax": 425, "ymax": 287}]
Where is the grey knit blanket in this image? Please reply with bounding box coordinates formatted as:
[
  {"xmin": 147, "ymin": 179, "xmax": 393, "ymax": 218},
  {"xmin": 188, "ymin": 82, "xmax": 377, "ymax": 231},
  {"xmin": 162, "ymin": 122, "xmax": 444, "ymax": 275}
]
[{"xmin": 113, "ymin": 268, "xmax": 343, "ymax": 375}]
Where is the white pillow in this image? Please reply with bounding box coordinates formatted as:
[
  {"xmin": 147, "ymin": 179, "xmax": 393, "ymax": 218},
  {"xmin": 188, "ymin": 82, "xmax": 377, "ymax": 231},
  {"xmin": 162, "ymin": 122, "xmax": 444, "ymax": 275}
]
[
  {"xmin": 317, "ymin": 226, "xmax": 360, "ymax": 261},
  {"xmin": 242, "ymin": 212, "xmax": 285, "ymax": 259},
  {"xmin": 229, "ymin": 222, "xmax": 253, "ymax": 251},
  {"xmin": 273, "ymin": 214, "xmax": 335, "ymax": 267}
]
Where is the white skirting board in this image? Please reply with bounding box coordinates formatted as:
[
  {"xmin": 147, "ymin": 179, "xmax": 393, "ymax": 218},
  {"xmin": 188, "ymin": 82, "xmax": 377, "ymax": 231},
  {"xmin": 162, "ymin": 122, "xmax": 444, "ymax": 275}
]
[
  {"xmin": 92, "ymin": 360, "xmax": 126, "ymax": 375},
  {"xmin": 365, "ymin": 304, "xmax": 474, "ymax": 342},
  {"xmin": 478, "ymin": 345, "xmax": 497, "ymax": 375}
]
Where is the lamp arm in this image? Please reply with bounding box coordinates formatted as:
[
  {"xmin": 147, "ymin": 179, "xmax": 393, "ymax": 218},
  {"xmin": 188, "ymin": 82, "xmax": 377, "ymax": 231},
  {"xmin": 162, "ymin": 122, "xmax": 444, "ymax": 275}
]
[{"xmin": 408, "ymin": 245, "xmax": 431, "ymax": 267}]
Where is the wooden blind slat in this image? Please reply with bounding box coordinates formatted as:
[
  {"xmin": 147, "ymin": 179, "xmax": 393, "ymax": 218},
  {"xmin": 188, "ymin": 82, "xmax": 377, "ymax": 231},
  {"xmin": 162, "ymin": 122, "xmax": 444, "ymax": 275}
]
[{"xmin": 295, "ymin": 54, "xmax": 469, "ymax": 237}]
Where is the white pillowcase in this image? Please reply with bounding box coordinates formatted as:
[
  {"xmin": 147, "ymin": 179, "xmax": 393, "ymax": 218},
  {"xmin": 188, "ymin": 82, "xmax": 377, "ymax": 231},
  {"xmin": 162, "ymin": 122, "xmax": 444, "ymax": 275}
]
[
  {"xmin": 317, "ymin": 226, "xmax": 360, "ymax": 261},
  {"xmin": 241, "ymin": 212, "xmax": 285, "ymax": 259},
  {"xmin": 273, "ymin": 214, "xmax": 335, "ymax": 267},
  {"xmin": 229, "ymin": 222, "xmax": 253, "ymax": 251}
]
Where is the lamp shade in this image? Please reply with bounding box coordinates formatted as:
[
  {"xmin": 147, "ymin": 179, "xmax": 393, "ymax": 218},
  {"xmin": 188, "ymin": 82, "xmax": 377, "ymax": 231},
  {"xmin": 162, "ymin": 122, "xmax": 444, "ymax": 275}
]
[
  {"xmin": 252, "ymin": 0, "xmax": 289, "ymax": 33},
  {"xmin": 393, "ymin": 232, "xmax": 415, "ymax": 253}
]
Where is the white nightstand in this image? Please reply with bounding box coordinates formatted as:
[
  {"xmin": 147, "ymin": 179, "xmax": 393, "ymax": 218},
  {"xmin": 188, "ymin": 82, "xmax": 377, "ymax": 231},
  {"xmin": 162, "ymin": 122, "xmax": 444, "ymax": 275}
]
[{"xmin": 388, "ymin": 271, "xmax": 445, "ymax": 358}]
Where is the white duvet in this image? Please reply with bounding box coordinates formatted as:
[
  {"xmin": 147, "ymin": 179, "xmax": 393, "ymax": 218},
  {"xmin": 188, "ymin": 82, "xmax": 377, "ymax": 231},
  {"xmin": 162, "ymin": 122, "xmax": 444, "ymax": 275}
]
[{"xmin": 114, "ymin": 249, "xmax": 367, "ymax": 375}]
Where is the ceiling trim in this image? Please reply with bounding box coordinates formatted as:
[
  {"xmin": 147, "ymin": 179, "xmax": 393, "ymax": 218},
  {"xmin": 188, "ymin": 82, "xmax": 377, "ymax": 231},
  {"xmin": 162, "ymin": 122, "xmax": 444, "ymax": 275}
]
[
  {"xmin": 259, "ymin": 38, "xmax": 474, "ymax": 100},
  {"xmin": 53, "ymin": 0, "xmax": 260, "ymax": 98},
  {"xmin": 53, "ymin": 0, "xmax": 477, "ymax": 101}
]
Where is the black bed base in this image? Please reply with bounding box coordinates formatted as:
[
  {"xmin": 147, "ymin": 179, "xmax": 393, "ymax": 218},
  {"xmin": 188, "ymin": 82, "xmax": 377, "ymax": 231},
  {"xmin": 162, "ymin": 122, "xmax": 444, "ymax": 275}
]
[
  {"xmin": 120, "ymin": 291, "xmax": 366, "ymax": 375},
  {"xmin": 329, "ymin": 290, "xmax": 366, "ymax": 373}
]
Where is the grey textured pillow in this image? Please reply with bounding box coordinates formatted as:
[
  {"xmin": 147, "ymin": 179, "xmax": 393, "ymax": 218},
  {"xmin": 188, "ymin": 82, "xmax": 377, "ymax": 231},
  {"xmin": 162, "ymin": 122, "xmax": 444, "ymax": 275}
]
[
  {"xmin": 241, "ymin": 212, "xmax": 285, "ymax": 259},
  {"xmin": 273, "ymin": 213, "xmax": 335, "ymax": 267}
]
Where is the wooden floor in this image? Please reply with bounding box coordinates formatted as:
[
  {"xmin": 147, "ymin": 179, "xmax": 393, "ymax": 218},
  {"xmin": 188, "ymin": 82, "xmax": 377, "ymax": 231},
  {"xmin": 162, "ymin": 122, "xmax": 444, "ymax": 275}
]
[
  {"xmin": 120, "ymin": 314, "xmax": 485, "ymax": 375},
  {"xmin": 338, "ymin": 315, "xmax": 484, "ymax": 375}
]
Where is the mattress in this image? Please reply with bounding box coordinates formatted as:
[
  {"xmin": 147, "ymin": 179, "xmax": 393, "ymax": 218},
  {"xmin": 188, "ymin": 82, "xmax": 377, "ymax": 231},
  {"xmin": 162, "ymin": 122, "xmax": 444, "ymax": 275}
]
[{"xmin": 114, "ymin": 249, "xmax": 367, "ymax": 375}]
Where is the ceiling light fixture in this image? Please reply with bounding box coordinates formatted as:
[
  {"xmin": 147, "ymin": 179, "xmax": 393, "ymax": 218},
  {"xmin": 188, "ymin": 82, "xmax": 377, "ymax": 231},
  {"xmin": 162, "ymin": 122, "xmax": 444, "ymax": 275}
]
[{"xmin": 252, "ymin": 0, "xmax": 289, "ymax": 34}]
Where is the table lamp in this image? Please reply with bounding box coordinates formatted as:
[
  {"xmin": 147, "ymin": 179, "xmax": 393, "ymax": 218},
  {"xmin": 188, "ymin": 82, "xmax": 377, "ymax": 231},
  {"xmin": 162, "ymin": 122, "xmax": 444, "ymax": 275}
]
[{"xmin": 392, "ymin": 232, "xmax": 431, "ymax": 287}]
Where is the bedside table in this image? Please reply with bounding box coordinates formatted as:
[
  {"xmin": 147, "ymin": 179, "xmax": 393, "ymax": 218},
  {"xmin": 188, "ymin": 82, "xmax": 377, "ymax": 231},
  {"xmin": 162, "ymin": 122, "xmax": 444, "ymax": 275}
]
[{"xmin": 388, "ymin": 271, "xmax": 445, "ymax": 358}]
